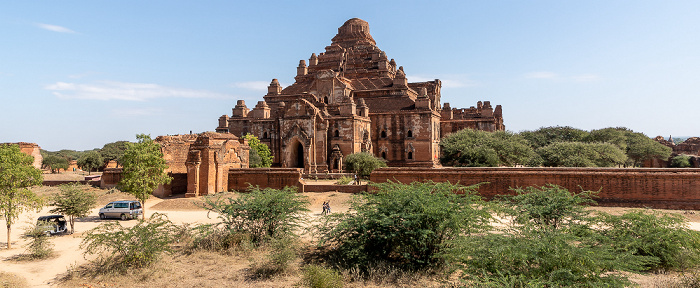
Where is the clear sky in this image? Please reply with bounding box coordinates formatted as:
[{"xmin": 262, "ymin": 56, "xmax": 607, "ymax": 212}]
[{"xmin": 2, "ymin": 1, "xmax": 699, "ymax": 151}]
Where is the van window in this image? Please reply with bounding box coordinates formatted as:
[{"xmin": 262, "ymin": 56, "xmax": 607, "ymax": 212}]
[
  {"xmin": 105, "ymin": 204, "xmax": 113, "ymax": 209},
  {"xmin": 130, "ymin": 202, "xmax": 141, "ymax": 209},
  {"xmin": 115, "ymin": 203, "xmax": 128, "ymax": 209}
]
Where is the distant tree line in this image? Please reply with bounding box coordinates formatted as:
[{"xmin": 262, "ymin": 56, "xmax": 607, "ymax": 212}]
[
  {"xmin": 41, "ymin": 141, "xmax": 130, "ymax": 173},
  {"xmin": 441, "ymin": 126, "xmax": 672, "ymax": 168}
]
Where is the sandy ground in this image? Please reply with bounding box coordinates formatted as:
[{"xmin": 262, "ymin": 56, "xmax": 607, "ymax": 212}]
[{"xmin": 0, "ymin": 190, "xmax": 353, "ymax": 287}]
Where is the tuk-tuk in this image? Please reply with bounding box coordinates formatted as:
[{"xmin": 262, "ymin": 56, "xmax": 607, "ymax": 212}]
[{"xmin": 37, "ymin": 215, "xmax": 68, "ymax": 235}]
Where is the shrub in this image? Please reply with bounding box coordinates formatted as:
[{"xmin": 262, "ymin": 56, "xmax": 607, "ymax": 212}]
[
  {"xmin": 202, "ymin": 186, "xmax": 309, "ymax": 244},
  {"xmin": 301, "ymin": 264, "xmax": 344, "ymax": 288},
  {"xmin": 671, "ymin": 155, "xmax": 693, "ymax": 168},
  {"xmin": 80, "ymin": 213, "xmax": 177, "ymax": 270},
  {"xmin": 451, "ymin": 229, "xmax": 633, "ymax": 287},
  {"xmin": 316, "ymin": 181, "xmax": 490, "ymax": 271},
  {"xmin": 595, "ymin": 210, "xmax": 700, "ymax": 271},
  {"xmin": 335, "ymin": 176, "xmax": 352, "ymax": 185},
  {"xmin": 22, "ymin": 221, "xmax": 54, "ymax": 259},
  {"xmin": 249, "ymin": 236, "xmax": 300, "ymax": 278},
  {"xmin": 343, "ymin": 152, "xmax": 387, "ymax": 184},
  {"xmin": 496, "ymin": 184, "xmax": 597, "ymax": 230}
]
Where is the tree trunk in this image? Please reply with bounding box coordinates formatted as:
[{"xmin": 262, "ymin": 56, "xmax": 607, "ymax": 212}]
[
  {"xmin": 6, "ymin": 225, "xmax": 11, "ymax": 249},
  {"xmin": 70, "ymin": 217, "xmax": 75, "ymax": 234}
]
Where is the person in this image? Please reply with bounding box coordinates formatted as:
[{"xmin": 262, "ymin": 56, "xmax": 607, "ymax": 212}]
[{"xmin": 322, "ymin": 201, "xmax": 331, "ymax": 215}]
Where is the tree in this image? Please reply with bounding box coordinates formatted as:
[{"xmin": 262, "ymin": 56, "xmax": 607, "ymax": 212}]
[
  {"xmin": 536, "ymin": 142, "xmax": 628, "ymax": 167},
  {"xmin": 119, "ymin": 134, "xmax": 171, "ymax": 219},
  {"xmin": 42, "ymin": 155, "xmax": 69, "ymax": 173},
  {"xmin": 100, "ymin": 141, "xmax": 130, "ymax": 165},
  {"xmin": 244, "ymin": 134, "xmax": 272, "ymax": 168},
  {"xmin": 343, "ymin": 152, "xmax": 387, "ymax": 184},
  {"xmin": 586, "ymin": 127, "xmax": 631, "ymax": 151},
  {"xmin": 440, "ymin": 129, "xmax": 536, "ymax": 167},
  {"xmin": 670, "ymin": 155, "xmax": 692, "ymax": 168},
  {"xmin": 0, "ymin": 144, "xmax": 43, "ymax": 249},
  {"xmin": 49, "ymin": 184, "xmax": 97, "ymax": 234},
  {"xmin": 520, "ymin": 126, "xmax": 590, "ymax": 149},
  {"xmin": 77, "ymin": 150, "xmax": 104, "ymax": 175},
  {"xmin": 625, "ymin": 132, "xmax": 672, "ymax": 167}
]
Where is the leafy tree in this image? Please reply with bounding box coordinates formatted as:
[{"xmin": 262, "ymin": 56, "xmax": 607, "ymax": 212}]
[
  {"xmin": 77, "ymin": 150, "xmax": 104, "ymax": 174},
  {"xmin": 520, "ymin": 126, "xmax": 590, "ymax": 149},
  {"xmin": 201, "ymin": 186, "xmax": 309, "ymax": 243},
  {"xmin": 42, "ymin": 154, "xmax": 69, "ymax": 173},
  {"xmin": 671, "ymin": 155, "xmax": 692, "ymax": 168},
  {"xmin": 536, "ymin": 142, "xmax": 628, "ymax": 167},
  {"xmin": 100, "ymin": 141, "xmax": 130, "ymax": 164},
  {"xmin": 244, "ymin": 134, "xmax": 273, "ymax": 168},
  {"xmin": 119, "ymin": 134, "xmax": 171, "ymax": 220},
  {"xmin": 316, "ymin": 181, "xmax": 490, "ymax": 271},
  {"xmin": 49, "ymin": 184, "xmax": 97, "ymax": 234},
  {"xmin": 625, "ymin": 132, "xmax": 672, "ymax": 167},
  {"xmin": 585, "ymin": 127, "xmax": 631, "ymax": 150},
  {"xmin": 440, "ymin": 129, "xmax": 536, "ymax": 167},
  {"xmin": 81, "ymin": 213, "xmax": 177, "ymax": 270},
  {"xmin": 343, "ymin": 152, "xmax": 387, "ymax": 184},
  {"xmin": 0, "ymin": 144, "xmax": 43, "ymax": 249}
]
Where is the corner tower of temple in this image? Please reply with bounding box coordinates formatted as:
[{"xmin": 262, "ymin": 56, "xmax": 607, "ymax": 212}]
[{"xmin": 217, "ymin": 18, "xmax": 504, "ymax": 172}]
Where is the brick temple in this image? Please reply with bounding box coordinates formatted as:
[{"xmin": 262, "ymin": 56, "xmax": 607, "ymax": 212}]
[{"xmin": 215, "ymin": 18, "xmax": 504, "ymax": 173}]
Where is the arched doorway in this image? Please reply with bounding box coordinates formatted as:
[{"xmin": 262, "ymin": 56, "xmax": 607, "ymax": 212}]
[{"xmin": 291, "ymin": 140, "xmax": 305, "ymax": 169}]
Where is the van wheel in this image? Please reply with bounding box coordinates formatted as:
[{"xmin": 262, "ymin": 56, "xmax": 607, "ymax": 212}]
[
  {"xmin": 120, "ymin": 214, "xmax": 128, "ymax": 221},
  {"xmin": 99, "ymin": 213, "xmax": 106, "ymax": 220}
]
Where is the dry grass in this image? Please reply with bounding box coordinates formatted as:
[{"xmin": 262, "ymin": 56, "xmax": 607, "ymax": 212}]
[{"xmin": 0, "ymin": 272, "xmax": 28, "ymax": 288}]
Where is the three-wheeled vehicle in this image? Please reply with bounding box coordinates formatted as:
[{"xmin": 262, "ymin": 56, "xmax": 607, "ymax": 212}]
[{"xmin": 37, "ymin": 215, "xmax": 68, "ymax": 235}]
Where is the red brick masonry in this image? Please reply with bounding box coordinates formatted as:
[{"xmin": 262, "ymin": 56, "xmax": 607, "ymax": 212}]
[{"xmin": 371, "ymin": 167, "xmax": 700, "ymax": 209}]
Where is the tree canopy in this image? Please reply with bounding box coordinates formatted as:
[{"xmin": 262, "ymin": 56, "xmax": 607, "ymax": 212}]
[
  {"xmin": 343, "ymin": 152, "xmax": 387, "ymax": 184},
  {"xmin": 42, "ymin": 154, "xmax": 70, "ymax": 173},
  {"xmin": 536, "ymin": 142, "xmax": 628, "ymax": 167},
  {"xmin": 77, "ymin": 151, "xmax": 104, "ymax": 174},
  {"xmin": 0, "ymin": 144, "xmax": 43, "ymax": 249},
  {"xmin": 440, "ymin": 129, "xmax": 536, "ymax": 167},
  {"xmin": 100, "ymin": 141, "xmax": 130, "ymax": 164},
  {"xmin": 520, "ymin": 126, "xmax": 590, "ymax": 149},
  {"xmin": 244, "ymin": 134, "xmax": 272, "ymax": 168},
  {"xmin": 119, "ymin": 134, "xmax": 171, "ymax": 219}
]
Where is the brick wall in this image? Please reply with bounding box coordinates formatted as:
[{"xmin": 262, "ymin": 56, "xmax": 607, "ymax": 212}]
[
  {"xmin": 228, "ymin": 168, "xmax": 305, "ymax": 192},
  {"xmin": 370, "ymin": 167, "xmax": 700, "ymax": 209},
  {"xmin": 303, "ymin": 184, "xmax": 367, "ymax": 193}
]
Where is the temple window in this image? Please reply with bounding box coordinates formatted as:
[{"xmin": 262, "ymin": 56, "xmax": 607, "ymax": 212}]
[
  {"xmin": 407, "ymin": 130, "xmax": 413, "ymax": 138},
  {"xmin": 334, "ymin": 129, "xmax": 340, "ymax": 137},
  {"xmin": 381, "ymin": 130, "xmax": 387, "ymax": 138},
  {"xmin": 407, "ymin": 151, "xmax": 413, "ymax": 160}
]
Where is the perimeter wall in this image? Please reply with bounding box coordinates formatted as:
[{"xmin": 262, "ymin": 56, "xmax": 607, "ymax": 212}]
[{"xmin": 370, "ymin": 167, "xmax": 700, "ymax": 209}]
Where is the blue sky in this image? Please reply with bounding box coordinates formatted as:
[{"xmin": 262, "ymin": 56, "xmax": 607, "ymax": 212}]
[{"xmin": 2, "ymin": 1, "xmax": 699, "ymax": 151}]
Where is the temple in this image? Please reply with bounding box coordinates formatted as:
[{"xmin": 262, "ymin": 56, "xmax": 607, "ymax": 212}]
[{"xmin": 216, "ymin": 18, "xmax": 504, "ymax": 172}]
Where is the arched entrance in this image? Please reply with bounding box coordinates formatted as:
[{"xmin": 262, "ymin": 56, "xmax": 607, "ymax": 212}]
[{"xmin": 291, "ymin": 140, "xmax": 305, "ymax": 169}]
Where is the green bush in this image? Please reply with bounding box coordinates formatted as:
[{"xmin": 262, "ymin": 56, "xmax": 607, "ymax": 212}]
[
  {"xmin": 80, "ymin": 213, "xmax": 177, "ymax": 270},
  {"xmin": 496, "ymin": 184, "xmax": 597, "ymax": 230},
  {"xmin": 316, "ymin": 181, "xmax": 490, "ymax": 271},
  {"xmin": 335, "ymin": 176, "xmax": 352, "ymax": 185},
  {"xmin": 202, "ymin": 186, "xmax": 309, "ymax": 244},
  {"xmin": 301, "ymin": 264, "xmax": 344, "ymax": 288},
  {"xmin": 671, "ymin": 155, "xmax": 693, "ymax": 168},
  {"xmin": 22, "ymin": 221, "xmax": 54, "ymax": 259},
  {"xmin": 595, "ymin": 210, "xmax": 700, "ymax": 271}
]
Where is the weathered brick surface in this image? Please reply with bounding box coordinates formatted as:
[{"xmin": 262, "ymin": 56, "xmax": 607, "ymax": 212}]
[
  {"xmin": 228, "ymin": 168, "xmax": 304, "ymax": 192},
  {"xmin": 370, "ymin": 167, "xmax": 700, "ymax": 209},
  {"xmin": 303, "ymin": 184, "xmax": 367, "ymax": 193},
  {"xmin": 100, "ymin": 168, "xmax": 122, "ymax": 189}
]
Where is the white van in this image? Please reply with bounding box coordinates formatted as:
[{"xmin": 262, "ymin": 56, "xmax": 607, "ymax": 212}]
[{"xmin": 99, "ymin": 200, "xmax": 142, "ymax": 220}]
